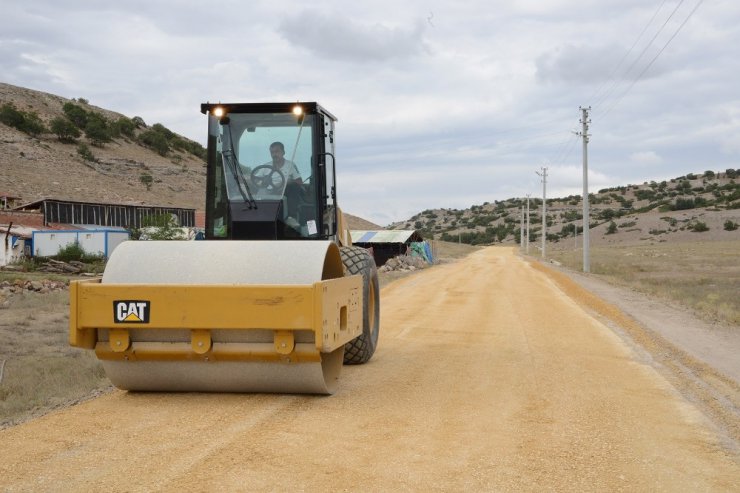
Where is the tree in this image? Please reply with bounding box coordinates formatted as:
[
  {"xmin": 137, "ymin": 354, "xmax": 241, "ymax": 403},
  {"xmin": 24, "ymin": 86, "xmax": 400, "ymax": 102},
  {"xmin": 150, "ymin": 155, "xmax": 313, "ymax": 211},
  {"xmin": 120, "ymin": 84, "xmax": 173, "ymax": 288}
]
[
  {"xmin": 0, "ymin": 103, "xmax": 25, "ymax": 128},
  {"xmin": 19, "ymin": 111, "xmax": 47, "ymax": 137},
  {"xmin": 110, "ymin": 116, "xmax": 136, "ymax": 138},
  {"xmin": 0, "ymin": 103, "xmax": 47, "ymax": 136},
  {"xmin": 138, "ymin": 128, "xmax": 170, "ymax": 156},
  {"xmin": 606, "ymin": 221, "xmax": 618, "ymax": 235},
  {"xmin": 84, "ymin": 114, "xmax": 111, "ymax": 146},
  {"xmin": 50, "ymin": 116, "xmax": 81, "ymax": 142},
  {"xmin": 131, "ymin": 214, "xmax": 185, "ymax": 240},
  {"xmin": 62, "ymin": 102, "xmax": 89, "ymax": 128},
  {"xmin": 140, "ymin": 173, "xmax": 153, "ymax": 190}
]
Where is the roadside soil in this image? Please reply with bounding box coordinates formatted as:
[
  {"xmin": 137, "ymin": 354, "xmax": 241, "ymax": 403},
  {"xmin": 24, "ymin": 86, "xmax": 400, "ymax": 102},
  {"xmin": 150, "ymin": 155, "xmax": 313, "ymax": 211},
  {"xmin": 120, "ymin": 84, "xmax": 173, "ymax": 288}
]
[
  {"xmin": 0, "ymin": 247, "xmax": 737, "ymax": 491},
  {"xmin": 547, "ymin": 263, "xmax": 740, "ymax": 382}
]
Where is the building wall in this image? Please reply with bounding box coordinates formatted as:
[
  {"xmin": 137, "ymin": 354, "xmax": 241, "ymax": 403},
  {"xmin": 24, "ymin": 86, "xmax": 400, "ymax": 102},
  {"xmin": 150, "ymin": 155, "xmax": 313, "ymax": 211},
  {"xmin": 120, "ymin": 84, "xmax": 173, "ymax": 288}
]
[
  {"xmin": 32, "ymin": 230, "xmax": 129, "ymax": 258},
  {"xmin": 0, "ymin": 210, "xmax": 44, "ymax": 227},
  {"xmin": 1, "ymin": 237, "xmax": 26, "ymax": 266}
]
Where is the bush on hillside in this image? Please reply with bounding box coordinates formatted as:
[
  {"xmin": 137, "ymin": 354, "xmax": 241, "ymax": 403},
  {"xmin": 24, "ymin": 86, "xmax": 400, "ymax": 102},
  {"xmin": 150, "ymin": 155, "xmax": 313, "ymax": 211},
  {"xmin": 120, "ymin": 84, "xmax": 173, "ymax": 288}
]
[
  {"xmin": 62, "ymin": 102, "xmax": 89, "ymax": 128},
  {"xmin": 0, "ymin": 103, "xmax": 47, "ymax": 136},
  {"xmin": 77, "ymin": 143, "xmax": 96, "ymax": 162},
  {"xmin": 690, "ymin": 221, "xmax": 709, "ymax": 232},
  {"xmin": 110, "ymin": 116, "xmax": 136, "ymax": 138},
  {"xmin": 50, "ymin": 116, "xmax": 81, "ymax": 142},
  {"xmin": 84, "ymin": 113, "xmax": 112, "ymax": 146}
]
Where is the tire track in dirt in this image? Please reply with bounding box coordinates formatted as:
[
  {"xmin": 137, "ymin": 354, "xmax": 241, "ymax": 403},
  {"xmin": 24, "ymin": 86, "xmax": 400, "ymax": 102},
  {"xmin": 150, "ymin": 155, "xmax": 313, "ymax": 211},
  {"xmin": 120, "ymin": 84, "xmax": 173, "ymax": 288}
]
[{"xmin": 0, "ymin": 247, "xmax": 738, "ymax": 491}]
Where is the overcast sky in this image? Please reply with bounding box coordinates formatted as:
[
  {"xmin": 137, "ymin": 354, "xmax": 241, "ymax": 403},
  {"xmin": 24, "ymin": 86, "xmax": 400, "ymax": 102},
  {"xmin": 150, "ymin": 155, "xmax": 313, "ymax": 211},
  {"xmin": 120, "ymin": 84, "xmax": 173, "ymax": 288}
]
[{"xmin": 2, "ymin": 0, "xmax": 738, "ymax": 225}]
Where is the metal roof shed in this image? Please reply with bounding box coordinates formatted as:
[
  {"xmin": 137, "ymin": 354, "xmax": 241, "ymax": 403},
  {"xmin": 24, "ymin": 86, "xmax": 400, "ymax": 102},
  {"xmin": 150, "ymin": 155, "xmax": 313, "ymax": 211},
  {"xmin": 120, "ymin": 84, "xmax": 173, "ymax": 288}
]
[{"xmin": 350, "ymin": 230, "xmax": 424, "ymax": 266}]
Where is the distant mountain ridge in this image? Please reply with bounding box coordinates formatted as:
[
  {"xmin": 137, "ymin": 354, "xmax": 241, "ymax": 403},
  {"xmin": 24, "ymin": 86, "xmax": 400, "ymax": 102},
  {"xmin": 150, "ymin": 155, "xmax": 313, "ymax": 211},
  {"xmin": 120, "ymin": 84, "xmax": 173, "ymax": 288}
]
[{"xmin": 389, "ymin": 171, "xmax": 740, "ymax": 246}]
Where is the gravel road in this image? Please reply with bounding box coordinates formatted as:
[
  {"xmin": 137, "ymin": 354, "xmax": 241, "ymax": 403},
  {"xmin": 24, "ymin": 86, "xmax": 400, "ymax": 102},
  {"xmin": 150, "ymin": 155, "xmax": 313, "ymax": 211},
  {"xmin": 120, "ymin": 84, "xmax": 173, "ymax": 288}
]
[{"xmin": 1, "ymin": 247, "xmax": 738, "ymax": 491}]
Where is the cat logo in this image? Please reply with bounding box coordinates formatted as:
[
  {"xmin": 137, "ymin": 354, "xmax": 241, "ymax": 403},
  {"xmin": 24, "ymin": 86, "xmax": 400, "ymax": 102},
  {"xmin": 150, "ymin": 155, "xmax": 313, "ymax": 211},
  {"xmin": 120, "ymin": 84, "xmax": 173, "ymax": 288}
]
[{"xmin": 113, "ymin": 300, "xmax": 150, "ymax": 323}]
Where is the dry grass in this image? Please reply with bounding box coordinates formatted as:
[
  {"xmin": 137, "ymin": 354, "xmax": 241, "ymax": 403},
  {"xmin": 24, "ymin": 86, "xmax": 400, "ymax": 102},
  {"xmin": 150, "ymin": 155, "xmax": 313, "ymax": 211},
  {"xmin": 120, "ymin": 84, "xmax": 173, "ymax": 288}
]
[
  {"xmin": 0, "ymin": 290, "xmax": 111, "ymax": 428},
  {"xmin": 547, "ymin": 240, "xmax": 740, "ymax": 326}
]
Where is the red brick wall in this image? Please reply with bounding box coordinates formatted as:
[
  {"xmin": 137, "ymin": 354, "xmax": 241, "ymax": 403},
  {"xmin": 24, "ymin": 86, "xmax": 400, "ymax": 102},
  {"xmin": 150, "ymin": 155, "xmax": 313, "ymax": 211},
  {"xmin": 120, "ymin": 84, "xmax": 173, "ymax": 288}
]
[{"xmin": 0, "ymin": 211, "xmax": 44, "ymax": 227}]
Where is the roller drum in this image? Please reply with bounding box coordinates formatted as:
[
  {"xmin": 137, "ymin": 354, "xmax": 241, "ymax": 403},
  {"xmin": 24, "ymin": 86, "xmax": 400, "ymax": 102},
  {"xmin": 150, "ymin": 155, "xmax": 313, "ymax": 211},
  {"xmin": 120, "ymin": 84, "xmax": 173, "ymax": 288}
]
[{"xmin": 98, "ymin": 240, "xmax": 347, "ymax": 394}]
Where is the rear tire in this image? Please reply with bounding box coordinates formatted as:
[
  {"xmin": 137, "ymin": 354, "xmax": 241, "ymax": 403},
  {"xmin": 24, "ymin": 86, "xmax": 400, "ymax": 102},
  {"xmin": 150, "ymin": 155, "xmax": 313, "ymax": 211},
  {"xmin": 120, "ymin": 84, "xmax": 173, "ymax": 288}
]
[{"xmin": 340, "ymin": 246, "xmax": 380, "ymax": 364}]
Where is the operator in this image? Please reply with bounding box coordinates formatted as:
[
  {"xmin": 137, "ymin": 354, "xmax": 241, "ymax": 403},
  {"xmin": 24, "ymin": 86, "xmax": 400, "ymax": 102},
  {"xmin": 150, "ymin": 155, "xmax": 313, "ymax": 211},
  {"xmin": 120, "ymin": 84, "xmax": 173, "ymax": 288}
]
[
  {"xmin": 264, "ymin": 141, "xmax": 303, "ymax": 187},
  {"xmin": 261, "ymin": 141, "xmax": 302, "ymax": 230}
]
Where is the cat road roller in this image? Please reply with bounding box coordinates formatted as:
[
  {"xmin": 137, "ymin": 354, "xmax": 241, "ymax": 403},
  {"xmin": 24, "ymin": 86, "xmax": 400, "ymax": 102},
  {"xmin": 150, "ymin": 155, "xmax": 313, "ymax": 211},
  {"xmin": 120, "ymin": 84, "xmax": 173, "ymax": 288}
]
[{"xmin": 69, "ymin": 102, "xmax": 380, "ymax": 394}]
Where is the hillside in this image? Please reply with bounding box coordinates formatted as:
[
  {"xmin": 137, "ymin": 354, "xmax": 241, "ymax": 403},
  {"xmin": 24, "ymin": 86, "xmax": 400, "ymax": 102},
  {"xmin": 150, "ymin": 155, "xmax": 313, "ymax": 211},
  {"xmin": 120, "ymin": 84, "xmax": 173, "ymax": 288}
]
[
  {"xmin": 389, "ymin": 172, "xmax": 740, "ymax": 247},
  {"xmin": 0, "ymin": 83, "xmax": 207, "ymax": 210},
  {"xmin": 0, "ymin": 83, "xmax": 386, "ymax": 231}
]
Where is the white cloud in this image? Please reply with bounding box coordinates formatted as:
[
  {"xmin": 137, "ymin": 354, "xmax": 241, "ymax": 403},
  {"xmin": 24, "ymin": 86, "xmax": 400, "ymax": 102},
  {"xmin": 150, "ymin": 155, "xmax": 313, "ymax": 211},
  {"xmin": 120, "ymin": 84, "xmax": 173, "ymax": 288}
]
[
  {"xmin": 629, "ymin": 151, "xmax": 663, "ymax": 165},
  {"xmin": 277, "ymin": 10, "xmax": 427, "ymax": 62},
  {"xmin": 1, "ymin": 0, "xmax": 738, "ymax": 224}
]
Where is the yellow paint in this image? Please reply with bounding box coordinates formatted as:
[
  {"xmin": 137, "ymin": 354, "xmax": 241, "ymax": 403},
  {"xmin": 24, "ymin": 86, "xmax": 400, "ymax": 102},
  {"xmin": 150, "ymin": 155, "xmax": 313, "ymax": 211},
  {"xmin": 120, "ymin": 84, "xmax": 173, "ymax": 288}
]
[
  {"xmin": 274, "ymin": 331, "xmax": 295, "ymax": 354},
  {"xmin": 70, "ymin": 275, "xmax": 362, "ymax": 359},
  {"xmin": 109, "ymin": 330, "xmax": 130, "ymax": 352},
  {"xmin": 191, "ymin": 330, "xmax": 212, "ymax": 354}
]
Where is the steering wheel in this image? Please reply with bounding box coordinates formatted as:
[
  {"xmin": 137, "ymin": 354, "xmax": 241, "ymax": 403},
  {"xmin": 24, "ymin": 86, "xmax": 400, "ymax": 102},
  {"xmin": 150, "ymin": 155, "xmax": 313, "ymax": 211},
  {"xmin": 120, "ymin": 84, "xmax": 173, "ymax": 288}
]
[{"xmin": 250, "ymin": 165, "xmax": 285, "ymax": 193}]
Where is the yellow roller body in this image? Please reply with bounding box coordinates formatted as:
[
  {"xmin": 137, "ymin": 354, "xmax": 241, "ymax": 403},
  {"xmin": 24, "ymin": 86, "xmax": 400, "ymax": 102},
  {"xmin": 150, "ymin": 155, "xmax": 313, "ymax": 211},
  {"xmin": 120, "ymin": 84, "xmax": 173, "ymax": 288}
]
[{"xmin": 69, "ymin": 240, "xmax": 362, "ymax": 394}]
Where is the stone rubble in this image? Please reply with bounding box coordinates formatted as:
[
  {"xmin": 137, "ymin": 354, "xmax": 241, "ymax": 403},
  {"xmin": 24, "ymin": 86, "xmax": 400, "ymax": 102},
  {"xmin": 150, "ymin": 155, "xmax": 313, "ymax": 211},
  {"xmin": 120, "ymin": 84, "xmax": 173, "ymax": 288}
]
[
  {"xmin": 0, "ymin": 279, "xmax": 69, "ymax": 307},
  {"xmin": 377, "ymin": 254, "xmax": 430, "ymax": 273}
]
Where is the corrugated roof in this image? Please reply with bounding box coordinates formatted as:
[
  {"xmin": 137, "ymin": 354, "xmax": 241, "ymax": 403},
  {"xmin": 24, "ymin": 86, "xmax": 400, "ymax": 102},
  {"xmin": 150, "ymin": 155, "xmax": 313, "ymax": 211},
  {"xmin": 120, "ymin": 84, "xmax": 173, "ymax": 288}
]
[{"xmin": 350, "ymin": 230, "xmax": 421, "ymax": 244}]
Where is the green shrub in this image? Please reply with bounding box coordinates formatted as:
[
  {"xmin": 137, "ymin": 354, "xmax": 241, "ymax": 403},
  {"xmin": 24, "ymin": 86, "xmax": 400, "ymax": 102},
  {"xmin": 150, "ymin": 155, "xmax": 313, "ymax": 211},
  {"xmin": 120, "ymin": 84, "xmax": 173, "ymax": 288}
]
[
  {"xmin": 50, "ymin": 116, "xmax": 81, "ymax": 142},
  {"xmin": 84, "ymin": 114, "xmax": 111, "ymax": 146},
  {"xmin": 20, "ymin": 111, "xmax": 47, "ymax": 137},
  {"xmin": 77, "ymin": 143, "xmax": 96, "ymax": 162},
  {"xmin": 0, "ymin": 103, "xmax": 47, "ymax": 136},
  {"xmin": 0, "ymin": 102, "xmax": 25, "ymax": 128},
  {"xmin": 674, "ymin": 197, "xmax": 695, "ymax": 210},
  {"xmin": 55, "ymin": 242, "xmax": 86, "ymax": 262},
  {"xmin": 690, "ymin": 221, "xmax": 709, "ymax": 232},
  {"xmin": 140, "ymin": 173, "xmax": 153, "ymax": 190},
  {"xmin": 606, "ymin": 221, "xmax": 617, "ymax": 234},
  {"xmin": 724, "ymin": 220, "xmax": 738, "ymax": 231},
  {"xmin": 62, "ymin": 102, "xmax": 89, "ymax": 128},
  {"xmin": 138, "ymin": 128, "xmax": 170, "ymax": 156},
  {"xmin": 110, "ymin": 116, "xmax": 136, "ymax": 138}
]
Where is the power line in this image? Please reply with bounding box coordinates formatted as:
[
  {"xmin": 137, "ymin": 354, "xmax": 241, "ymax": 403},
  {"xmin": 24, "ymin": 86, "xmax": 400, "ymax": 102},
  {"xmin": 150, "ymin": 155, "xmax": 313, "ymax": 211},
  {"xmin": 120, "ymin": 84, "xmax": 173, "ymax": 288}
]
[
  {"xmin": 602, "ymin": 0, "xmax": 705, "ymax": 119},
  {"xmin": 587, "ymin": 0, "xmax": 670, "ymax": 106},
  {"xmin": 594, "ymin": 0, "xmax": 687, "ymax": 111}
]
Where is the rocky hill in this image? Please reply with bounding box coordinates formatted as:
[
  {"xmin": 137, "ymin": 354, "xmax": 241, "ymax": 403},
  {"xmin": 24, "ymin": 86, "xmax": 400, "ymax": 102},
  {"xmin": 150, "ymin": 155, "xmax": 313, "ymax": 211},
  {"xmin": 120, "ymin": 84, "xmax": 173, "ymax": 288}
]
[
  {"xmin": 389, "ymin": 171, "xmax": 740, "ymax": 247},
  {"xmin": 0, "ymin": 83, "xmax": 207, "ymax": 210},
  {"xmin": 0, "ymin": 83, "xmax": 382, "ymax": 231}
]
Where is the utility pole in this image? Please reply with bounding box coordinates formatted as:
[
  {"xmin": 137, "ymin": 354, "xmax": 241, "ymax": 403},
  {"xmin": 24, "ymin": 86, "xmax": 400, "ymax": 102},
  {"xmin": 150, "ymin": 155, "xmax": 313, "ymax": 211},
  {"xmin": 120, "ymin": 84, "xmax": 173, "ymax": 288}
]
[
  {"xmin": 578, "ymin": 106, "xmax": 591, "ymax": 273},
  {"xmin": 520, "ymin": 205, "xmax": 525, "ymax": 251},
  {"xmin": 535, "ymin": 167, "xmax": 548, "ymax": 259},
  {"xmin": 525, "ymin": 194, "xmax": 530, "ymax": 255}
]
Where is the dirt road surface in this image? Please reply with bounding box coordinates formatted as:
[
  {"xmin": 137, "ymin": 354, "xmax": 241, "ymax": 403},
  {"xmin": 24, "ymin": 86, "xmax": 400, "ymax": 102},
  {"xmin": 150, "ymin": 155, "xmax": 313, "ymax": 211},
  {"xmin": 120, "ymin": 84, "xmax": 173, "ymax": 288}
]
[{"xmin": 1, "ymin": 247, "xmax": 738, "ymax": 491}]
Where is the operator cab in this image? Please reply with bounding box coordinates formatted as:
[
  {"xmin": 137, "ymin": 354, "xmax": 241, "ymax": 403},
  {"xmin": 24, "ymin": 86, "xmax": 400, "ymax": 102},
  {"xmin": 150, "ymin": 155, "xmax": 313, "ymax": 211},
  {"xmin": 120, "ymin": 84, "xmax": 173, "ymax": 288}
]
[{"xmin": 201, "ymin": 102, "xmax": 339, "ymax": 240}]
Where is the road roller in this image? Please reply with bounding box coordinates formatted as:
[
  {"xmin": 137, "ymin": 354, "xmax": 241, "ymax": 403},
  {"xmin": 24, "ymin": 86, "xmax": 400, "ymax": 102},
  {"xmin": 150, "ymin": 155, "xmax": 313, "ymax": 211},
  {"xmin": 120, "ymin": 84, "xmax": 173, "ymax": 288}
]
[{"xmin": 69, "ymin": 102, "xmax": 380, "ymax": 394}]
